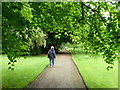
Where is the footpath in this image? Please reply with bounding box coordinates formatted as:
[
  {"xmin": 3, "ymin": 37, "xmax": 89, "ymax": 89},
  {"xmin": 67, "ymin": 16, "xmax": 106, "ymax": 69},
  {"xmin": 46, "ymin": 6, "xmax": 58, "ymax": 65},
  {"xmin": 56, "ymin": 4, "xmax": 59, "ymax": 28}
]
[{"xmin": 25, "ymin": 50, "xmax": 87, "ymax": 89}]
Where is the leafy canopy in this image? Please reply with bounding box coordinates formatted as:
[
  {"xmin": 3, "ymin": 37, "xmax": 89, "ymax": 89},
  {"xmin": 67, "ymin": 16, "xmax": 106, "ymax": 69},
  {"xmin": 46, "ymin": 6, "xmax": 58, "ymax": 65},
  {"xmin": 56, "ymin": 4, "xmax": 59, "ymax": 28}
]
[{"xmin": 2, "ymin": 2, "xmax": 119, "ymax": 70}]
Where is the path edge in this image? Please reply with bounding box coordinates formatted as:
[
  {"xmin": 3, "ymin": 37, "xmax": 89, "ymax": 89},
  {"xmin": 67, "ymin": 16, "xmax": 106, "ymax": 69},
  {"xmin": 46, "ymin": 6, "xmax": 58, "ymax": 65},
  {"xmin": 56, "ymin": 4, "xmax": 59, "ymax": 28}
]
[
  {"xmin": 23, "ymin": 64, "xmax": 49, "ymax": 89},
  {"xmin": 66, "ymin": 49, "xmax": 88, "ymax": 89}
]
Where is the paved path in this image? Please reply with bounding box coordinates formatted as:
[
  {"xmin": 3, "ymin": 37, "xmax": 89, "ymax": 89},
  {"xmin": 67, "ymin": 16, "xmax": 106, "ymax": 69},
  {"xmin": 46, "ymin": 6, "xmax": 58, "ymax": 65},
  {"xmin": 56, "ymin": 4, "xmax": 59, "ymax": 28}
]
[{"xmin": 25, "ymin": 50, "xmax": 87, "ymax": 89}]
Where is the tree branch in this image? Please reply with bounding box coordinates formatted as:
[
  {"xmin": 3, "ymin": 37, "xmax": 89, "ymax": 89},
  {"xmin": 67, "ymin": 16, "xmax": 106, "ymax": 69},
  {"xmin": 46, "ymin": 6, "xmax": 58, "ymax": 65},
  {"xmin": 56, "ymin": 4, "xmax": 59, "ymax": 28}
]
[
  {"xmin": 81, "ymin": 2, "xmax": 84, "ymax": 20},
  {"xmin": 81, "ymin": 2, "xmax": 107, "ymax": 26}
]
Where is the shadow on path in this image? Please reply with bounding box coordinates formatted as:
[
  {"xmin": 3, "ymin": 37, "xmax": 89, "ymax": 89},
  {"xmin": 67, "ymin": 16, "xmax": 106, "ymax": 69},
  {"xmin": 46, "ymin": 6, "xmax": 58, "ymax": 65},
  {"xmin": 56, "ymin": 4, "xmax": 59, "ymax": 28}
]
[{"xmin": 57, "ymin": 50, "xmax": 70, "ymax": 54}]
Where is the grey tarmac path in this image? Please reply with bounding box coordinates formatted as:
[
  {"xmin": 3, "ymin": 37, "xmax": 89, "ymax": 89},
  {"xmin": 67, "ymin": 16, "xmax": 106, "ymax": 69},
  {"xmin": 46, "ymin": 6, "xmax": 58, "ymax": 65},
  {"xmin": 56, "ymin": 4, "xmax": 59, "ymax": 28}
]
[{"xmin": 25, "ymin": 50, "xmax": 87, "ymax": 89}]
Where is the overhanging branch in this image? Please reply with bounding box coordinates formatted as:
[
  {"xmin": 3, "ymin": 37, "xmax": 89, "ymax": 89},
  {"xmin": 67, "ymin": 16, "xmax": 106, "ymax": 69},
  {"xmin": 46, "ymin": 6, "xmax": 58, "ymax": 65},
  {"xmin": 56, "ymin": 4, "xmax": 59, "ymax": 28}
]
[
  {"xmin": 81, "ymin": 2, "xmax": 84, "ymax": 20},
  {"xmin": 81, "ymin": 2, "xmax": 107, "ymax": 26}
]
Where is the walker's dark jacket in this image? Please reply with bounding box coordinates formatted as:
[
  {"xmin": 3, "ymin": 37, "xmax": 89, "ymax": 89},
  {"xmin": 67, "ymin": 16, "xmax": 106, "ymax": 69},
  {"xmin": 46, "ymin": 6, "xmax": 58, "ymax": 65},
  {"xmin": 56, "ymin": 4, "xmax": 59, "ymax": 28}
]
[{"xmin": 48, "ymin": 49, "xmax": 56, "ymax": 59}]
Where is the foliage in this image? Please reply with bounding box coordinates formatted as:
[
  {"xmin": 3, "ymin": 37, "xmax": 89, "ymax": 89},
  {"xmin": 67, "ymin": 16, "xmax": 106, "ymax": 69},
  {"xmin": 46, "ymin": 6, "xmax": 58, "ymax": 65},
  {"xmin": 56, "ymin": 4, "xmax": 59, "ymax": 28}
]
[
  {"xmin": 69, "ymin": 2, "xmax": 119, "ymax": 68},
  {"xmin": 28, "ymin": 28, "xmax": 47, "ymax": 55},
  {"xmin": 2, "ymin": 2, "xmax": 119, "ymax": 68},
  {"xmin": 2, "ymin": 2, "xmax": 47, "ymax": 70}
]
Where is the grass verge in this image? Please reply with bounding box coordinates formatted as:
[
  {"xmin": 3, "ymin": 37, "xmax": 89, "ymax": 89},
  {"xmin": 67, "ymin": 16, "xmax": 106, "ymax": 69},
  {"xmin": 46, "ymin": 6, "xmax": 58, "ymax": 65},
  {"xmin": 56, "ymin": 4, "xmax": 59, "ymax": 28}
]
[
  {"xmin": 68, "ymin": 49, "xmax": 118, "ymax": 88},
  {"xmin": 2, "ymin": 55, "xmax": 49, "ymax": 88}
]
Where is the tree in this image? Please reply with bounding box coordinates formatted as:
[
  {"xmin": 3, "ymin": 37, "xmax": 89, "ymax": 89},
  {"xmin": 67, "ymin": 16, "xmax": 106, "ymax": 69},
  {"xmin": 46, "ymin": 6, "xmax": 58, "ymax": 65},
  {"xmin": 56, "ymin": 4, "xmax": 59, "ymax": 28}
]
[
  {"xmin": 2, "ymin": 2, "xmax": 47, "ymax": 70},
  {"xmin": 2, "ymin": 2, "xmax": 119, "ymax": 69}
]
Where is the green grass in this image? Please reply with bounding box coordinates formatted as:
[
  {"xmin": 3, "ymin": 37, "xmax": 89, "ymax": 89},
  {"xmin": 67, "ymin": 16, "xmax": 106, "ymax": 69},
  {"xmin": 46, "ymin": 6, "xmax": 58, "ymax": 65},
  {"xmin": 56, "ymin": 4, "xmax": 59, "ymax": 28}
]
[
  {"xmin": 2, "ymin": 55, "xmax": 49, "ymax": 88},
  {"xmin": 68, "ymin": 49, "xmax": 118, "ymax": 88},
  {"xmin": 0, "ymin": 55, "xmax": 2, "ymax": 89}
]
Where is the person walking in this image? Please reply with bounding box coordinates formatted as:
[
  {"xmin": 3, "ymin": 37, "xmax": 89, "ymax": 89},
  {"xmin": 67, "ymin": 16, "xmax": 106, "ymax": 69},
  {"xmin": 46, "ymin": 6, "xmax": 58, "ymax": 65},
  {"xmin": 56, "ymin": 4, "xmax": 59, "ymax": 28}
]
[{"xmin": 48, "ymin": 46, "xmax": 56, "ymax": 67}]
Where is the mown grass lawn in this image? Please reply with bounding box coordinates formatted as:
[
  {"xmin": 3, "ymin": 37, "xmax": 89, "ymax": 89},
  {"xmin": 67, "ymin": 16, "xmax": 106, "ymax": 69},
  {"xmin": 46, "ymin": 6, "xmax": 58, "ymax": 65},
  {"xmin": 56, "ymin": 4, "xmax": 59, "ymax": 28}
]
[
  {"xmin": 2, "ymin": 55, "xmax": 49, "ymax": 88},
  {"xmin": 68, "ymin": 49, "xmax": 118, "ymax": 88}
]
